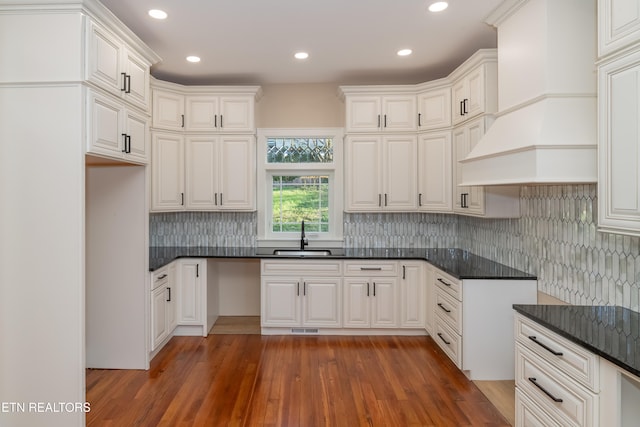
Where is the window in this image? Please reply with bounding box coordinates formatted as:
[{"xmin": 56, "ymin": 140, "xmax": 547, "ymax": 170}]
[{"xmin": 257, "ymin": 129, "xmax": 343, "ymax": 246}]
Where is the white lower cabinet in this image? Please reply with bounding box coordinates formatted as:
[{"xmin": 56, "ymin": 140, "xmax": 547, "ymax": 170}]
[
  {"xmin": 261, "ymin": 260, "xmax": 342, "ymax": 329},
  {"xmin": 176, "ymin": 259, "xmax": 207, "ymax": 336},
  {"xmin": 343, "ymin": 261, "xmax": 399, "ymax": 328},
  {"xmin": 399, "ymin": 261, "xmax": 425, "ymax": 328},
  {"xmin": 515, "ymin": 313, "xmax": 600, "ymax": 427},
  {"xmin": 150, "ymin": 265, "xmax": 176, "ymax": 352},
  {"xmin": 431, "ymin": 267, "xmax": 537, "ymax": 380}
]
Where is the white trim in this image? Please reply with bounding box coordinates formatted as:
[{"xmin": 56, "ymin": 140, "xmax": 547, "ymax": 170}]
[{"xmin": 257, "ymin": 128, "xmax": 344, "ymax": 246}]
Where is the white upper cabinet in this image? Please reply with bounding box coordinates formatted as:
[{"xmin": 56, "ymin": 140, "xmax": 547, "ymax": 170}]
[
  {"xmin": 453, "ymin": 117, "xmax": 520, "ymax": 218},
  {"xmin": 87, "ymin": 20, "xmax": 152, "ymax": 111},
  {"xmin": 152, "ymin": 133, "xmax": 256, "ymax": 212},
  {"xmin": 418, "ymin": 131, "xmax": 452, "ymax": 212},
  {"xmin": 345, "ymin": 135, "xmax": 418, "ymax": 212},
  {"xmin": 152, "ymin": 83, "xmax": 259, "ymax": 133},
  {"xmin": 598, "ymin": 49, "xmax": 640, "ymax": 235},
  {"xmin": 87, "ymin": 89, "xmax": 149, "ymax": 164},
  {"xmin": 451, "ymin": 61, "xmax": 497, "ymax": 126},
  {"xmin": 153, "ymin": 89, "xmax": 185, "ymax": 131},
  {"xmin": 599, "ymin": 0, "xmax": 640, "ymax": 56},
  {"xmin": 344, "ymin": 93, "xmax": 417, "ymax": 133},
  {"xmin": 417, "ymin": 86, "xmax": 452, "ymax": 130}
]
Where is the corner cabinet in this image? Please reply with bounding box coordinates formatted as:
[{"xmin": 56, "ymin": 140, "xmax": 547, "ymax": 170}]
[
  {"xmin": 344, "ymin": 135, "xmax": 418, "ymax": 212},
  {"xmin": 450, "ymin": 57, "xmax": 497, "ymax": 126},
  {"xmin": 418, "ymin": 131, "xmax": 452, "ymax": 212},
  {"xmin": 417, "ymin": 86, "xmax": 452, "ymax": 131},
  {"xmin": 597, "ymin": 4, "xmax": 640, "ymax": 236},
  {"xmin": 453, "ymin": 116, "xmax": 520, "ymax": 217}
]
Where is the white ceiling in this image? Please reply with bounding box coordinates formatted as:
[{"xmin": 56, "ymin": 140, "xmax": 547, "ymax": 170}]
[{"xmin": 99, "ymin": 0, "xmax": 503, "ymax": 86}]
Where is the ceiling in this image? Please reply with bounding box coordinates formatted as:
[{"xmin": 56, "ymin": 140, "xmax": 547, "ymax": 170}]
[{"xmin": 99, "ymin": 0, "xmax": 503, "ymax": 86}]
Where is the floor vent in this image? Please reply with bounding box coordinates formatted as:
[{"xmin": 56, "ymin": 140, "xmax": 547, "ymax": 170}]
[{"xmin": 291, "ymin": 328, "xmax": 319, "ymax": 334}]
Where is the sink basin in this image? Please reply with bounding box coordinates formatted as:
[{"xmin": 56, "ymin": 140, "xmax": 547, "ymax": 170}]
[{"xmin": 273, "ymin": 249, "xmax": 332, "ymax": 257}]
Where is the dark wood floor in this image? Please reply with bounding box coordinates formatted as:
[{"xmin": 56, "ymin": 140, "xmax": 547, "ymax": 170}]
[{"xmin": 86, "ymin": 335, "xmax": 509, "ymax": 426}]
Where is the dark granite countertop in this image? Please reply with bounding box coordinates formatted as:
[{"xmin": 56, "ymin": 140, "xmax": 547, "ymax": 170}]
[
  {"xmin": 513, "ymin": 304, "xmax": 640, "ymax": 378},
  {"xmin": 149, "ymin": 246, "xmax": 536, "ymax": 280}
]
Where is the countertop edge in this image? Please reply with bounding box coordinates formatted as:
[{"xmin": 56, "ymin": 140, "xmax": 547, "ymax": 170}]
[{"xmin": 513, "ymin": 305, "xmax": 640, "ymax": 379}]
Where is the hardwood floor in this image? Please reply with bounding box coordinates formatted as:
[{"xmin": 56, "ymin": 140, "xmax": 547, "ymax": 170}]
[{"xmin": 86, "ymin": 335, "xmax": 510, "ymax": 426}]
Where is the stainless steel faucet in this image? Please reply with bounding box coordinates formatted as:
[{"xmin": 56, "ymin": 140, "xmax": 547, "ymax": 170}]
[{"xmin": 300, "ymin": 220, "xmax": 308, "ymax": 250}]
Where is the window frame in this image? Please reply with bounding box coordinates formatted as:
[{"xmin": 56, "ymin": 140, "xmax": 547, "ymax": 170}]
[{"xmin": 257, "ymin": 128, "xmax": 344, "ymax": 247}]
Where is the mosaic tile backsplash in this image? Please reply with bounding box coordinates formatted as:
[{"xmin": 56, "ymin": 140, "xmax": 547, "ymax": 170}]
[{"xmin": 149, "ymin": 184, "xmax": 640, "ymax": 311}]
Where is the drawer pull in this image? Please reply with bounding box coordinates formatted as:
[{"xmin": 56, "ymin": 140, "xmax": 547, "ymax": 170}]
[
  {"xmin": 360, "ymin": 267, "xmax": 382, "ymax": 271},
  {"xmin": 437, "ymin": 303, "xmax": 451, "ymax": 313},
  {"xmin": 437, "ymin": 332, "xmax": 451, "ymax": 345},
  {"xmin": 437, "ymin": 278, "xmax": 451, "ymax": 287},
  {"xmin": 528, "ymin": 377, "xmax": 563, "ymax": 403},
  {"xmin": 528, "ymin": 336, "xmax": 563, "ymax": 356},
  {"xmin": 156, "ymin": 274, "xmax": 167, "ymax": 280}
]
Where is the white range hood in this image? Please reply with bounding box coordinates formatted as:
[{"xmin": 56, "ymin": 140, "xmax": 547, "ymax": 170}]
[{"xmin": 460, "ymin": 0, "xmax": 597, "ymax": 186}]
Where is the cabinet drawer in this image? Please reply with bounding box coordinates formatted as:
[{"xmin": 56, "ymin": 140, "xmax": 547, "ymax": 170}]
[
  {"xmin": 434, "ymin": 286, "xmax": 462, "ymax": 334},
  {"xmin": 343, "ymin": 261, "xmax": 398, "ymax": 276},
  {"xmin": 152, "ymin": 267, "xmax": 169, "ymax": 291},
  {"xmin": 433, "ymin": 269, "xmax": 462, "ymax": 301},
  {"xmin": 515, "ymin": 314, "xmax": 599, "ymax": 392},
  {"xmin": 516, "ymin": 388, "xmax": 563, "ymax": 427},
  {"xmin": 516, "ymin": 344, "xmax": 598, "ymax": 427},
  {"xmin": 433, "ymin": 317, "xmax": 462, "ymax": 368},
  {"xmin": 261, "ymin": 260, "xmax": 342, "ymax": 276}
]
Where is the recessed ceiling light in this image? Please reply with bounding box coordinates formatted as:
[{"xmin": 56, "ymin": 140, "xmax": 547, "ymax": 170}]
[
  {"xmin": 294, "ymin": 52, "xmax": 309, "ymax": 60},
  {"xmin": 428, "ymin": 1, "xmax": 448, "ymax": 12},
  {"xmin": 397, "ymin": 49, "xmax": 413, "ymax": 56},
  {"xmin": 148, "ymin": 9, "xmax": 168, "ymax": 20},
  {"xmin": 186, "ymin": 56, "xmax": 201, "ymax": 63}
]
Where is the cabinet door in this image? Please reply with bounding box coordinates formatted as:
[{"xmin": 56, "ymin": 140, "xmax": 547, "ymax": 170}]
[
  {"xmin": 185, "ymin": 96, "xmax": 219, "ymax": 131},
  {"xmin": 371, "ymin": 278, "xmax": 398, "ymax": 328},
  {"xmin": 219, "ymin": 96, "xmax": 254, "ymax": 132},
  {"xmin": 466, "ymin": 65, "xmax": 486, "ymax": 119},
  {"xmin": 452, "ymin": 79, "xmax": 468, "ymax": 125},
  {"xmin": 382, "ymin": 95, "xmax": 417, "ymax": 132},
  {"xmin": 346, "ymin": 96, "xmax": 382, "ymax": 132},
  {"xmin": 399, "ymin": 262, "xmax": 424, "ymax": 328},
  {"xmin": 418, "ymin": 131, "xmax": 452, "ymax": 212},
  {"xmin": 185, "ymin": 137, "xmax": 218, "ymax": 210},
  {"xmin": 123, "ymin": 109, "xmax": 149, "ymax": 164},
  {"xmin": 218, "ymin": 136, "xmax": 256, "ymax": 210},
  {"xmin": 151, "ymin": 133, "xmax": 185, "ymax": 211},
  {"xmin": 87, "ymin": 21, "xmax": 123, "ymax": 95},
  {"xmin": 343, "ymin": 278, "xmax": 371, "ymax": 328},
  {"xmin": 88, "ymin": 90, "xmax": 123, "ymax": 157},
  {"xmin": 598, "ymin": 52, "xmax": 640, "ymax": 235},
  {"xmin": 178, "ymin": 260, "xmax": 205, "ymax": 325},
  {"xmin": 382, "ymin": 135, "xmax": 417, "ymax": 210},
  {"xmin": 302, "ymin": 278, "xmax": 341, "ymax": 327},
  {"xmin": 345, "ymin": 136, "xmax": 382, "ymax": 211},
  {"xmin": 418, "ymin": 88, "xmax": 451, "ymax": 130},
  {"xmin": 151, "ymin": 285, "xmax": 168, "ymax": 350},
  {"xmin": 152, "ymin": 90, "xmax": 185, "ymax": 131},
  {"xmin": 261, "ymin": 277, "xmax": 302, "ymax": 327},
  {"xmin": 167, "ymin": 262, "xmax": 178, "ymax": 333},
  {"xmin": 599, "ymin": 0, "xmax": 640, "ymax": 56},
  {"xmin": 123, "ymin": 49, "xmax": 150, "ymax": 111},
  {"xmin": 465, "ymin": 119, "xmax": 486, "ymax": 215},
  {"xmin": 453, "ymin": 119, "xmax": 485, "ymax": 215}
]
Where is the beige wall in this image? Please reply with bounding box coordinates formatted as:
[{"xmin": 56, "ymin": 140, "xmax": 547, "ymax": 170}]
[{"xmin": 255, "ymin": 83, "xmax": 345, "ymax": 128}]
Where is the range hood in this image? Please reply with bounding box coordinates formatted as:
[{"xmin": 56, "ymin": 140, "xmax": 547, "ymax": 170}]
[{"xmin": 460, "ymin": 0, "xmax": 597, "ymax": 186}]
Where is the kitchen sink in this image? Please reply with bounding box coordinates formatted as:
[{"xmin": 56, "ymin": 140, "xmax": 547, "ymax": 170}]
[{"xmin": 273, "ymin": 249, "xmax": 332, "ymax": 256}]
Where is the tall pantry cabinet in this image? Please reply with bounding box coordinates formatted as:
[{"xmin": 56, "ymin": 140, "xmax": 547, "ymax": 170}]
[{"xmin": 0, "ymin": 1, "xmax": 160, "ymax": 427}]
